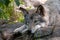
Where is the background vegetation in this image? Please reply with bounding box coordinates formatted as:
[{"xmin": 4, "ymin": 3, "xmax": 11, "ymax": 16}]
[{"xmin": 0, "ymin": 0, "xmax": 24, "ymax": 23}]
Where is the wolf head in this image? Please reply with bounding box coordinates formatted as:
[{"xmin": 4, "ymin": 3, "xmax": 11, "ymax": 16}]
[{"xmin": 16, "ymin": 5, "xmax": 49, "ymax": 33}]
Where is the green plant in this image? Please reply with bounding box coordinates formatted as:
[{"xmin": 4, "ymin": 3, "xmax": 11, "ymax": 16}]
[{"xmin": 0, "ymin": 0, "xmax": 24, "ymax": 23}]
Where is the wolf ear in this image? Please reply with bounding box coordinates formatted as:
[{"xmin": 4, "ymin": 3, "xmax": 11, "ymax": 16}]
[
  {"xmin": 19, "ymin": 7, "xmax": 29, "ymax": 15},
  {"xmin": 36, "ymin": 5, "xmax": 45, "ymax": 16},
  {"xmin": 19, "ymin": 7, "xmax": 30, "ymax": 24}
]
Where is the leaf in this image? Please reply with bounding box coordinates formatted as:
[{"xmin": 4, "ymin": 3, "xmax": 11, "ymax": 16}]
[
  {"xmin": 0, "ymin": 8, "xmax": 4, "ymax": 14},
  {"xmin": 15, "ymin": 0, "xmax": 20, "ymax": 6},
  {"xmin": 4, "ymin": 0, "xmax": 11, "ymax": 6},
  {"xmin": 0, "ymin": 8, "xmax": 4, "ymax": 18},
  {"xmin": 0, "ymin": 0, "xmax": 10, "ymax": 6},
  {"xmin": 0, "ymin": 8, "xmax": 9, "ymax": 19}
]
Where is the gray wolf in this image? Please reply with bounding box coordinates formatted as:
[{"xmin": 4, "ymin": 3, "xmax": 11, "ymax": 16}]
[{"xmin": 14, "ymin": 5, "xmax": 49, "ymax": 34}]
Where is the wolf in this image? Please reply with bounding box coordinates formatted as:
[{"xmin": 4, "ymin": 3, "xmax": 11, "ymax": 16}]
[
  {"xmin": 14, "ymin": 0, "xmax": 60, "ymax": 34},
  {"xmin": 14, "ymin": 5, "xmax": 49, "ymax": 34}
]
